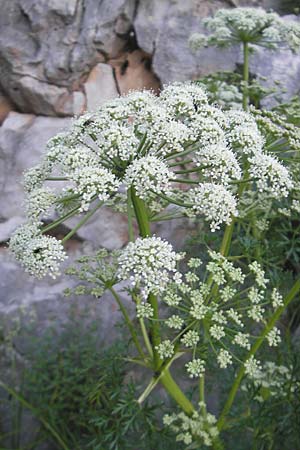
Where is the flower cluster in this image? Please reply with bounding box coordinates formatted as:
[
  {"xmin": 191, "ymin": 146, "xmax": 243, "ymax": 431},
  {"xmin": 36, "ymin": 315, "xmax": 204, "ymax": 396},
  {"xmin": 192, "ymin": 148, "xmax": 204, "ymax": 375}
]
[
  {"xmin": 163, "ymin": 405, "xmax": 219, "ymax": 447},
  {"xmin": 9, "ymin": 224, "xmax": 67, "ymax": 279},
  {"xmin": 189, "ymin": 183, "xmax": 238, "ymax": 231},
  {"xmin": 124, "ymin": 155, "xmax": 173, "ymax": 200},
  {"xmin": 242, "ymin": 361, "xmax": 299, "ymax": 402},
  {"xmin": 160, "ymin": 251, "xmax": 282, "ymax": 377},
  {"xmin": 10, "ymin": 81, "xmax": 293, "ymax": 278},
  {"xmin": 117, "ymin": 236, "xmax": 183, "ymax": 299},
  {"xmin": 189, "ymin": 8, "xmax": 300, "ymax": 52}
]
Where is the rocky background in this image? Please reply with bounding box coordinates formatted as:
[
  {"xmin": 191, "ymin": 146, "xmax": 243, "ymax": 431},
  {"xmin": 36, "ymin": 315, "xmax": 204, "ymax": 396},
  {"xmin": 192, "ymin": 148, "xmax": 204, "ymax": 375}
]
[{"xmin": 0, "ymin": 0, "xmax": 299, "ymax": 446}]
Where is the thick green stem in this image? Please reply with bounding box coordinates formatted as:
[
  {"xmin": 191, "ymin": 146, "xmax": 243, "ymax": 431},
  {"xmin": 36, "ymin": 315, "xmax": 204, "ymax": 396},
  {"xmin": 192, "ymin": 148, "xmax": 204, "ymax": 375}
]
[
  {"xmin": 219, "ymin": 220, "xmax": 235, "ymax": 257},
  {"xmin": 242, "ymin": 41, "xmax": 249, "ymax": 111},
  {"xmin": 217, "ymin": 278, "xmax": 300, "ymax": 431},
  {"xmin": 160, "ymin": 370, "xmax": 194, "ymax": 414},
  {"xmin": 130, "ymin": 187, "xmax": 195, "ymax": 412}
]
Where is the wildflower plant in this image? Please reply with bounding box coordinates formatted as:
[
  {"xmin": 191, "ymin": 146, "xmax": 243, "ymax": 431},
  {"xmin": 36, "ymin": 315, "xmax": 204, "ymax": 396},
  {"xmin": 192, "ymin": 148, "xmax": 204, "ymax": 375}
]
[
  {"xmin": 8, "ymin": 78, "xmax": 300, "ymax": 448},
  {"xmin": 189, "ymin": 7, "xmax": 300, "ymax": 109}
]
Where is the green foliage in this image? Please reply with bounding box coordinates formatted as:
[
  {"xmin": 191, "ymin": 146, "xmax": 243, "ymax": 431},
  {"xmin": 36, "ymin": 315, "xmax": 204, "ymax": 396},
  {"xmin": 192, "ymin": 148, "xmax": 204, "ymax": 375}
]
[
  {"xmin": 221, "ymin": 339, "xmax": 300, "ymax": 450},
  {"xmin": 196, "ymin": 71, "xmax": 279, "ymax": 110},
  {"xmin": 1, "ymin": 321, "xmax": 181, "ymax": 450}
]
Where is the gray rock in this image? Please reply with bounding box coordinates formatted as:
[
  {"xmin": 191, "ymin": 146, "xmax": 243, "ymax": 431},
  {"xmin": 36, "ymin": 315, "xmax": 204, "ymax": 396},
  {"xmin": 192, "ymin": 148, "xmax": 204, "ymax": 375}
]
[
  {"xmin": 0, "ymin": 112, "xmax": 71, "ymax": 220},
  {"xmin": 16, "ymin": 76, "xmax": 86, "ymax": 117},
  {"xmin": 0, "ymin": 0, "xmax": 136, "ymax": 115},
  {"xmin": 248, "ymin": 16, "xmax": 300, "ymax": 107},
  {"xmin": 134, "ymin": 0, "xmax": 240, "ymax": 85},
  {"xmin": 0, "ymin": 216, "xmax": 25, "ymax": 243}
]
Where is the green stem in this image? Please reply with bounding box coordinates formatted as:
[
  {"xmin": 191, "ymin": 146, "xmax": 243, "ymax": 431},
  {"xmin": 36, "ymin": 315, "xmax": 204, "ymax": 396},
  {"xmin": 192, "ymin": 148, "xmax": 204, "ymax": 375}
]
[
  {"xmin": 242, "ymin": 41, "xmax": 249, "ymax": 111},
  {"xmin": 127, "ymin": 189, "xmax": 135, "ymax": 242},
  {"xmin": 139, "ymin": 318, "xmax": 154, "ymax": 357},
  {"xmin": 217, "ymin": 278, "xmax": 300, "ymax": 431},
  {"xmin": 109, "ymin": 287, "xmax": 146, "ymax": 360},
  {"xmin": 219, "ymin": 220, "xmax": 235, "ymax": 257},
  {"xmin": 130, "ymin": 187, "xmax": 160, "ymax": 369},
  {"xmin": 61, "ymin": 202, "xmax": 103, "ymax": 243},
  {"xmin": 159, "ymin": 369, "xmax": 194, "ymax": 414},
  {"xmin": 41, "ymin": 204, "xmax": 81, "ymax": 234},
  {"xmin": 130, "ymin": 187, "xmax": 195, "ymax": 412}
]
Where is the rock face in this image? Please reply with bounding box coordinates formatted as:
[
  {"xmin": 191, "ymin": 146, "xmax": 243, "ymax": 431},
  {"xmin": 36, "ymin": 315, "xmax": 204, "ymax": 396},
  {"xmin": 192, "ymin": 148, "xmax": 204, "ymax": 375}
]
[
  {"xmin": 0, "ymin": 112, "xmax": 71, "ymax": 221},
  {"xmin": 0, "ymin": 0, "xmax": 136, "ymax": 116},
  {"xmin": 249, "ymin": 16, "xmax": 300, "ymax": 108}
]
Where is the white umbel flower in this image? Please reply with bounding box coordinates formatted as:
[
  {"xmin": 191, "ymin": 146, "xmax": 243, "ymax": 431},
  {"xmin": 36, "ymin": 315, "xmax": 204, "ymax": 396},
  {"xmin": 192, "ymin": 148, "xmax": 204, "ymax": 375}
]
[
  {"xmin": 185, "ymin": 358, "xmax": 205, "ymax": 378},
  {"xmin": 118, "ymin": 236, "xmax": 183, "ymax": 299},
  {"xmin": 189, "ymin": 183, "xmax": 238, "ymax": 231},
  {"xmin": 191, "ymin": 8, "xmax": 300, "ymax": 53},
  {"xmin": 193, "ymin": 143, "xmax": 242, "ymax": 185},
  {"xmin": 217, "ymin": 349, "xmax": 233, "ymax": 369},
  {"xmin": 25, "ymin": 187, "xmax": 56, "ymax": 219},
  {"xmin": 155, "ymin": 340, "xmax": 174, "ymax": 359},
  {"xmin": 71, "ymin": 166, "xmax": 120, "ymax": 211},
  {"xmin": 245, "ymin": 356, "xmax": 262, "ymax": 379},
  {"xmin": 96, "ymin": 123, "xmax": 140, "ymax": 162},
  {"xmin": 124, "ymin": 155, "xmax": 173, "ymax": 200},
  {"xmin": 249, "ymin": 153, "xmax": 293, "ymax": 198},
  {"xmin": 160, "ymin": 82, "xmax": 208, "ymax": 117},
  {"xmin": 9, "ymin": 223, "xmax": 67, "ymax": 279}
]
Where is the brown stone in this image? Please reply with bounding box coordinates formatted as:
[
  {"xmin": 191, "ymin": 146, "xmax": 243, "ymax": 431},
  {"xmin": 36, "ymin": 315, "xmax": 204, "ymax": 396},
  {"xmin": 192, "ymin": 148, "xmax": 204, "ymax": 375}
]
[
  {"xmin": 110, "ymin": 49, "xmax": 161, "ymax": 95},
  {"xmin": 0, "ymin": 92, "xmax": 14, "ymax": 124}
]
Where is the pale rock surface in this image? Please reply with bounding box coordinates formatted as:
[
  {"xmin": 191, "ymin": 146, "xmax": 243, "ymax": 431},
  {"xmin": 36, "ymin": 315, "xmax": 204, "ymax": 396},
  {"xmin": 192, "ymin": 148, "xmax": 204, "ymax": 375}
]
[
  {"xmin": 0, "ymin": 112, "xmax": 71, "ymax": 222},
  {"xmin": 84, "ymin": 63, "xmax": 119, "ymax": 111}
]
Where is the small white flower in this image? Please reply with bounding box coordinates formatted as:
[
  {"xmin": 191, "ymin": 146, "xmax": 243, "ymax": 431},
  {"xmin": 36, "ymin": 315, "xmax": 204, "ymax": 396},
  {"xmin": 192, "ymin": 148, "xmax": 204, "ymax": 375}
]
[
  {"xmin": 245, "ymin": 356, "xmax": 262, "ymax": 379},
  {"xmin": 209, "ymin": 324, "xmax": 225, "ymax": 341},
  {"xmin": 267, "ymin": 327, "xmax": 281, "ymax": 347},
  {"xmin": 136, "ymin": 303, "xmax": 154, "ymax": 319},
  {"xmin": 71, "ymin": 166, "xmax": 120, "ymax": 211},
  {"xmin": 25, "ymin": 187, "xmax": 56, "ymax": 219},
  {"xmin": 271, "ymin": 288, "xmax": 284, "ymax": 309},
  {"xmin": 217, "ymin": 349, "xmax": 233, "ymax": 369},
  {"xmin": 193, "ymin": 143, "xmax": 242, "ymax": 185},
  {"xmin": 233, "ymin": 332, "xmax": 250, "ymax": 350},
  {"xmin": 248, "ymin": 304, "xmax": 265, "ymax": 322},
  {"xmin": 9, "ymin": 223, "xmax": 67, "ymax": 279},
  {"xmin": 156, "ymin": 340, "xmax": 174, "ymax": 359},
  {"xmin": 165, "ymin": 315, "xmax": 184, "ymax": 330},
  {"xmin": 249, "ymin": 261, "xmax": 269, "ymax": 288},
  {"xmin": 160, "ymin": 82, "xmax": 208, "ymax": 118},
  {"xmin": 185, "ymin": 358, "xmax": 205, "ymax": 378},
  {"xmin": 249, "ymin": 153, "xmax": 293, "ymax": 199},
  {"xmin": 181, "ymin": 330, "xmax": 200, "ymax": 347}
]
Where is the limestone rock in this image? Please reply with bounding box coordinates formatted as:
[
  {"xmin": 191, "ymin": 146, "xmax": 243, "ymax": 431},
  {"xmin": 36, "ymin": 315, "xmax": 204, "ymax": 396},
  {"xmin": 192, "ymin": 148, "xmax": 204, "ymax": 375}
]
[
  {"xmin": 0, "ymin": 112, "xmax": 71, "ymax": 220},
  {"xmin": 0, "ymin": 216, "xmax": 25, "ymax": 243},
  {"xmin": 0, "ymin": 0, "xmax": 136, "ymax": 115},
  {"xmin": 84, "ymin": 63, "xmax": 119, "ymax": 111},
  {"xmin": 134, "ymin": 0, "xmax": 240, "ymax": 85},
  {"xmin": 248, "ymin": 16, "xmax": 300, "ymax": 108}
]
